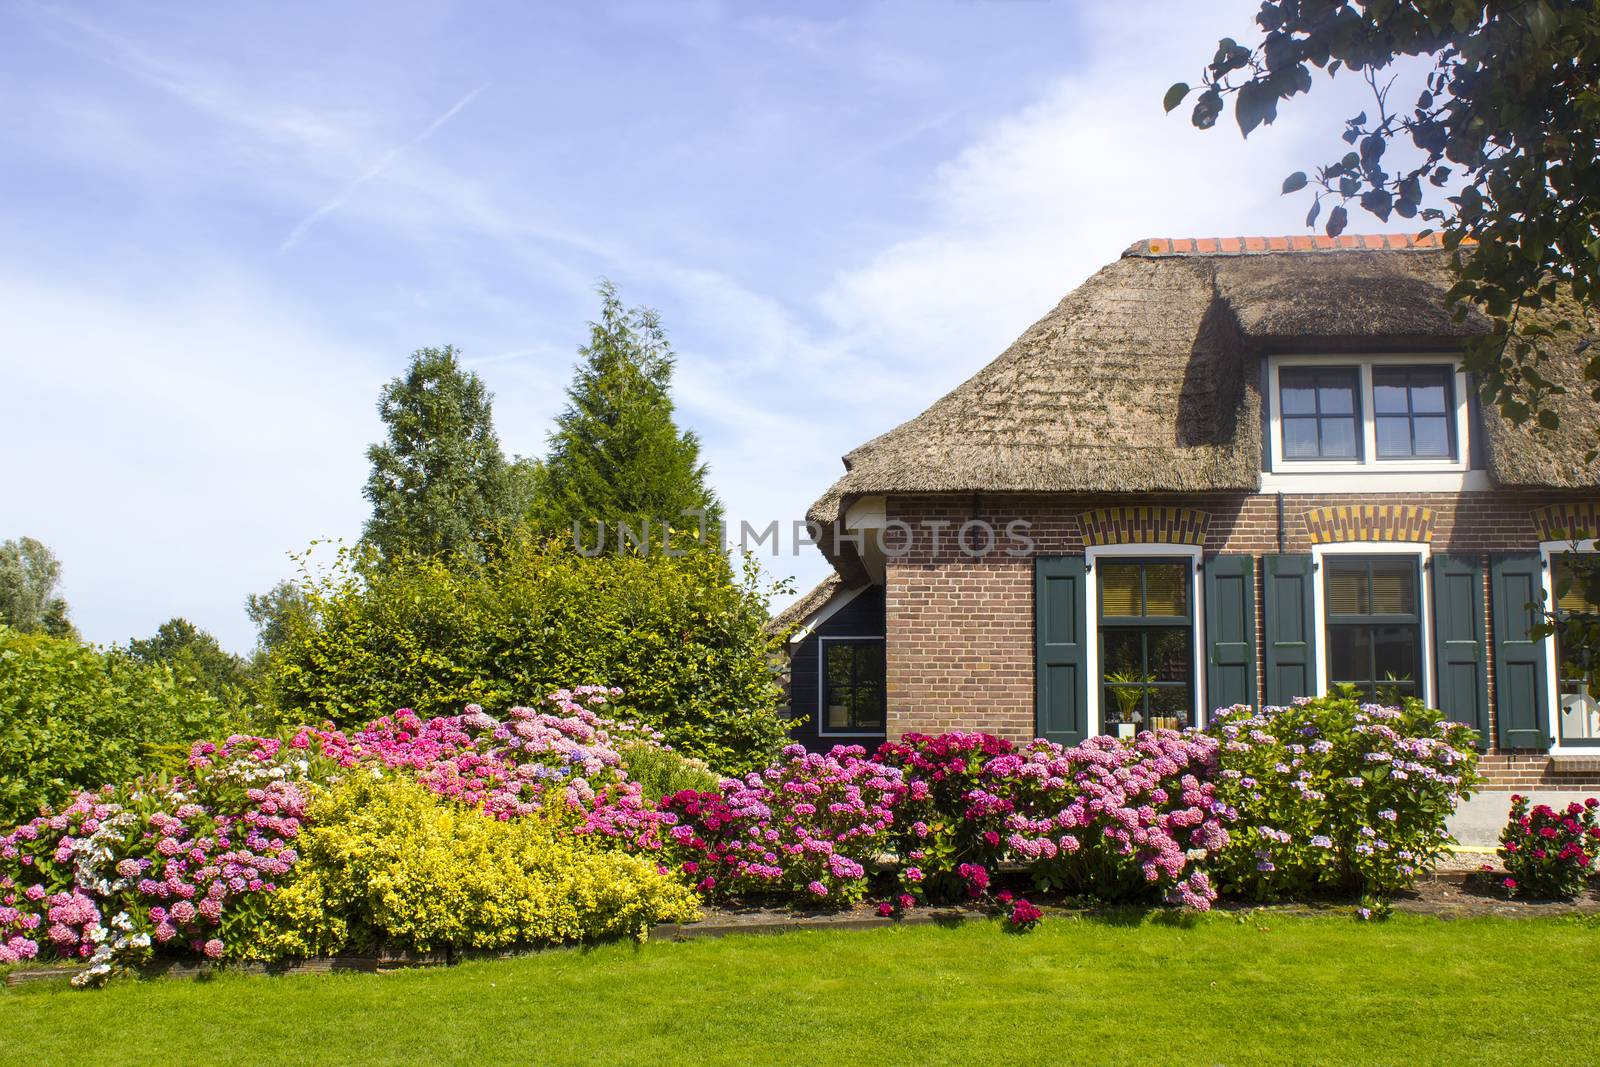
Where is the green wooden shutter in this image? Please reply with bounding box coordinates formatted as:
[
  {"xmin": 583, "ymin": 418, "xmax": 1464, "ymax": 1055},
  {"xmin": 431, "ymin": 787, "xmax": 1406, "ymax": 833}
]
[
  {"xmin": 1035, "ymin": 556, "xmax": 1087, "ymax": 745},
  {"xmin": 1205, "ymin": 554, "xmax": 1257, "ymax": 712},
  {"xmin": 1490, "ymin": 553, "xmax": 1551, "ymax": 749},
  {"xmin": 1264, "ymin": 554, "xmax": 1316, "ymax": 706},
  {"xmin": 1432, "ymin": 554, "xmax": 1489, "ymax": 747}
]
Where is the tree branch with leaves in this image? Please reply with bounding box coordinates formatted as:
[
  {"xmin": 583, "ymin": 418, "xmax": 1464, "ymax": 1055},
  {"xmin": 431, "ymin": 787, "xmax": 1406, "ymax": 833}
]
[{"xmin": 1168, "ymin": 0, "xmax": 1600, "ymax": 431}]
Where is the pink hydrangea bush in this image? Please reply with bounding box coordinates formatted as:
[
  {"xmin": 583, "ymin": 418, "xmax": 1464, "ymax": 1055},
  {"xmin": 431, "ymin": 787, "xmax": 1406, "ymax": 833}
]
[
  {"xmin": 1207, "ymin": 692, "xmax": 1478, "ymax": 899},
  {"xmin": 0, "ymin": 761, "xmax": 306, "ymax": 985},
  {"xmin": 981, "ymin": 732, "xmax": 1227, "ymax": 910},
  {"xmin": 1499, "ymin": 794, "xmax": 1600, "ymax": 899},
  {"xmin": 658, "ymin": 744, "xmax": 906, "ymax": 903},
  {"xmin": 874, "ymin": 732, "xmax": 1016, "ymax": 903}
]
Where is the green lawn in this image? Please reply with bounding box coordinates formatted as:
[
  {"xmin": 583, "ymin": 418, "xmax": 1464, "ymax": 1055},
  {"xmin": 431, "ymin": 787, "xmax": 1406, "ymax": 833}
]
[{"xmin": 4, "ymin": 912, "xmax": 1598, "ymax": 1066}]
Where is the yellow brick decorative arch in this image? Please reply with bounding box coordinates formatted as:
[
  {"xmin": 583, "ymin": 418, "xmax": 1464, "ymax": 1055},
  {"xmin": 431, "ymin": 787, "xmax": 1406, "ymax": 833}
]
[
  {"xmin": 1078, "ymin": 506, "xmax": 1210, "ymax": 547},
  {"xmin": 1531, "ymin": 503, "xmax": 1600, "ymax": 542},
  {"xmin": 1303, "ymin": 504, "xmax": 1434, "ymax": 545}
]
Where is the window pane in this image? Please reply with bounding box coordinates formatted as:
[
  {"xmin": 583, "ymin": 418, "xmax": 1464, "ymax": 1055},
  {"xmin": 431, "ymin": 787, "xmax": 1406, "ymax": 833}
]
[
  {"xmin": 1317, "ymin": 377, "xmax": 1356, "ymax": 414},
  {"xmin": 1103, "ymin": 684, "xmax": 1145, "ymax": 726},
  {"xmin": 1099, "ymin": 563, "xmax": 1141, "ymax": 617},
  {"xmin": 1328, "ymin": 625, "xmax": 1372, "ymax": 685},
  {"xmin": 1557, "ymin": 556, "xmax": 1600, "ymax": 614},
  {"xmin": 1147, "ymin": 627, "xmax": 1191, "ymax": 682},
  {"xmin": 1369, "ymin": 558, "xmax": 1417, "ymax": 615},
  {"xmin": 1326, "ymin": 563, "xmax": 1369, "ymax": 616},
  {"xmin": 1101, "ymin": 629, "xmax": 1143, "ymax": 675},
  {"xmin": 1410, "ymin": 373, "xmax": 1449, "ymax": 413},
  {"xmin": 1375, "ymin": 415, "xmax": 1412, "ymax": 457},
  {"xmin": 1280, "ymin": 379, "xmax": 1318, "ymax": 415},
  {"xmin": 1411, "ymin": 416, "xmax": 1451, "ymax": 457},
  {"xmin": 1371, "ymin": 625, "xmax": 1418, "ymax": 685},
  {"xmin": 826, "ymin": 645, "xmax": 853, "ymax": 686},
  {"xmin": 826, "ymin": 700, "xmax": 851, "ymax": 729},
  {"xmin": 1143, "ymin": 563, "xmax": 1188, "ymax": 616},
  {"xmin": 1147, "ymin": 685, "xmax": 1191, "ymax": 729},
  {"xmin": 852, "ymin": 687, "xmax": 885, "ymax": 730},
  {"xmin": 853, "ymin": 642, "xmax": 885, "ymax": 683},
  {"xmin": 1319, "ymin": 417, "xmax": 1359, "ymax": 458},
  {"xmin": 1283, "ymin": 417, "xmax": 1321, "ymax": 458},
  {"xmin": 1372, "ymin": 378, "xmax": 1409, "ymax": 415}
]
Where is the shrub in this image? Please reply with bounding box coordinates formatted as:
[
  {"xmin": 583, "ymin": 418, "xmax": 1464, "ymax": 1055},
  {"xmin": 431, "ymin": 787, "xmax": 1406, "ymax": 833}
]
[
  {"xmin": 252, "ymin": 776, "xmax": 697, "ymax": 959},
  {"xmin": 263, "ymin": 534, "xmax": 790, "ymax": 773},
  {"xmin": 658, "ymin": 744, "xmax": 906, "ymax": 903},
  {"xmin": 1499, "ymin": 794, "xmax": 1600, "ymax": 899},
  {"xmin": 617, "ymin": 742, "xmax": 721, "ymax": 804},
  {"xmin": 0, "ymin": 753, "xmax": 308, "ymax": 983},
  {"xmin": 0, "ymin": 626, "xmax": 242, "ymax": 825},
  {"xmin": 1206, "ymin": 692, "xmax": 1479, "ymax": 899},
  {"xmin": 981, "ymin": 733, "xmax": 1226, "ymax": 909},
  {"xmin": 875, "ymin": 732, "xmax": 1015, "ymax": 903}
]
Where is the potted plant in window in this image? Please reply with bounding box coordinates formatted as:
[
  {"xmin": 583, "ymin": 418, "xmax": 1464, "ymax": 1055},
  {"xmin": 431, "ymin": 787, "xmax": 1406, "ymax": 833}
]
[{"xmin": 1103, "ymin": 672, "xmax": 1148, "ymax": 738}]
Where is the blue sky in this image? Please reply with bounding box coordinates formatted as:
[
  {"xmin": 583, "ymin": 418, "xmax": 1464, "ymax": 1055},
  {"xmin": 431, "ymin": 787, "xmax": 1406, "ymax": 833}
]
[{"xmin": 1, "ymin": 1, "xmax": 1418, "ymax": 652}]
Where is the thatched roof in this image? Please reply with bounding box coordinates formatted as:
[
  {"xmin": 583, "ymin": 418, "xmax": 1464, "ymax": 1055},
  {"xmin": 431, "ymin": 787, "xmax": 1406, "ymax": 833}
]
[
  {"xmin": 808, "ymin": 233, "xmax": 1600, "ymax": 559},
  {"xmin": 765, "ymin": 573, "xmax": 846, "ymax": 636}
]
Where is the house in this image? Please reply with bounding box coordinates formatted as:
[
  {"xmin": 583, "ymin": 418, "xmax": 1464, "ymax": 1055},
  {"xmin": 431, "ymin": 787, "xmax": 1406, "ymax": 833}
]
[{"xmin": 778, "ymin": 233, "xmax": 1600, "ymax": 789}]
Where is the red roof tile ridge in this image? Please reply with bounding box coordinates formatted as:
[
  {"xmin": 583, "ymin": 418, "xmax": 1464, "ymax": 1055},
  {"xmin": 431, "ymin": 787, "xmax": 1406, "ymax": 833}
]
[{"xmin": 1125, "ymin": 233, "xmax": 1473, "ymax": 257}]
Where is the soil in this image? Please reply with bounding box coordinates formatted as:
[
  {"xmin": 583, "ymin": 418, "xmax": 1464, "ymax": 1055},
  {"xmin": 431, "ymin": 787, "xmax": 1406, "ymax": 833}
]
[{"xmin": 672, "ymin": 867, "xmax": 1600, "ymax": 932}]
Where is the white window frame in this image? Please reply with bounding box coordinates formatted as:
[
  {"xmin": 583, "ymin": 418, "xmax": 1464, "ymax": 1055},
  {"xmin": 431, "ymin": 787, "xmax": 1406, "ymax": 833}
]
[
  {"xmin": 815, "ymin": 635, "xmax": 887, "ymax": 738},
  {"xmin": 1084, "ymin": 543, "xmax": 1206, "ymax": 736},
  {"xmin": 1538, "ymin": 538, "xmax": 1600, "ymax": 753},
  {"xmin": 1311, "ymin": 541, "xmax": 1433, "ymax": 706},
  {"xmin": 1265, "ymin": 355, "xmax": 1471, "ymax": 475}
]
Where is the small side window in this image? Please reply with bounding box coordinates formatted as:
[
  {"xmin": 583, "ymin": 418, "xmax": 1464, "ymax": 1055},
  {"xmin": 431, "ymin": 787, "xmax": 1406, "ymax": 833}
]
[{"xmin": 822, "ymin": 640, "xmax": 885, "ymax": 732}]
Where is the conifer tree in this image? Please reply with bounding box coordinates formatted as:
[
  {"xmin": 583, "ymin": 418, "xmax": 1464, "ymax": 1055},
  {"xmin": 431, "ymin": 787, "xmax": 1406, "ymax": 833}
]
[
  {"xmin": 362, "ymin": 346, "xmax": 521, "ymax": 561},
  {"xmin": 531, "ymin": 281, "xmax": 721, "ymax": 541}
]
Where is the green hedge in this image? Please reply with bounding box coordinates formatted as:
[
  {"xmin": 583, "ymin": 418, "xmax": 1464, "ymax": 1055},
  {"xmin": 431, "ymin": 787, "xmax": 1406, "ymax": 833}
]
[
  {"xmin": 0, "ymin": 626, "xmax": 240, "ymax": 824},
  {"xmin": 264, "ymin": 533, "xmax": 790, "ymax": 773}
]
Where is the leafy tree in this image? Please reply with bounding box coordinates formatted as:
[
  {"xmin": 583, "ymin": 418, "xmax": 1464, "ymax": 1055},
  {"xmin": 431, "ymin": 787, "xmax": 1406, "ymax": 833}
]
[
  {"xmin": 246, "ymin": 580, "xmax": 315, "ymax": 657},
  {"xmin": 362, "ymin": 346, "xmax": 525, "ymax": 562},
  {"xmin": 262, "ymin": 530, "xmax": 787, "ymax": 773},
  {"xmin": 0, "ymin": 536, "xmax": 74, "ymax": 638},
  {"xmin": 1168, "ymin": 1, "xmax": 1600, "ymax": 427},
  {"xmin": 0, "ymin": 626, "xmax": 240, "ymax": 823},
  {"xmin": 530, "ymin": 281, "xmax": 722, "ymax": 540},
  {"xmin": 125, "ymin": 617, "xmax": 251, "ymax": 706}
]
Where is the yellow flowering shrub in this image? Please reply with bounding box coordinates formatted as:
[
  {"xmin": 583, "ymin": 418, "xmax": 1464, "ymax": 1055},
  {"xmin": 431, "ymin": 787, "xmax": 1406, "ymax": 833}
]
[{"xmin": 250, "ymin": 776, "xmax": 698, "ymax": 959}]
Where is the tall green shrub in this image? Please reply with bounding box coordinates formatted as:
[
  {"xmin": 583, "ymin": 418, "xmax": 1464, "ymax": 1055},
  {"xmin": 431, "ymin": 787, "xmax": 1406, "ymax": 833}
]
[
  {"xmin": 0, "ymin": 626, "xmax": 240, "ymax": 823},
  {"xmin": 264, "ymin": 532, "xmax": 788, "ymax": 772}
]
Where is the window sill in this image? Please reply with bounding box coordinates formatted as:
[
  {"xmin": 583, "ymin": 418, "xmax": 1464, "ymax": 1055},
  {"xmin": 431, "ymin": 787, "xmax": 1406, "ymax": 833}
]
[{"xmin": 1260, "ymin": 469, "xmax": 1490, "ymax": 494}]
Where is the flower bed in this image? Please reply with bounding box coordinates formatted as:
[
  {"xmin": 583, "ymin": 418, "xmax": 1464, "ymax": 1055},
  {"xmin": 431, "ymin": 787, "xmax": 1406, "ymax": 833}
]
[
  {"xmin": 0, "ymin": 687, "xmax": 696, "ymax": 983},
  {"xmin": 0, "ymin": 688, "xmax": 1483, "ymax": 985}
]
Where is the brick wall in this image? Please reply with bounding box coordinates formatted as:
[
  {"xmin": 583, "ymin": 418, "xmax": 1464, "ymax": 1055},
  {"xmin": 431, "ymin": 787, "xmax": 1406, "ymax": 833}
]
[{"xmin": 882, "ymin": 489, "xmax": 1600, "ymax": 769}]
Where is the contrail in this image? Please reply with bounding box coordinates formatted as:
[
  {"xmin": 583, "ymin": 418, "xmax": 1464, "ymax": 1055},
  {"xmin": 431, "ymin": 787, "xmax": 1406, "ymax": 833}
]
[{"xmin": 279, "ymin": 84, "xmax": 489, "ymax": 253}]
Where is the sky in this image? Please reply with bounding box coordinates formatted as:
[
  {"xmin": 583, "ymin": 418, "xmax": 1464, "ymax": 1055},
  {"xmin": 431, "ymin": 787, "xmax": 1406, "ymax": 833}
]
[{"xmin": 0, "ymin": 0, "xmax": 1426, "ymax": 653}]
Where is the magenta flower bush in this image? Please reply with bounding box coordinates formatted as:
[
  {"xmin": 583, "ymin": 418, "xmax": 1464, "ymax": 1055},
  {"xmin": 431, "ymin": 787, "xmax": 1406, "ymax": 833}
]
[
  {"xmin": 658, "ymin": 744, "xmax": 906, "ymax": 902},
  {"xmin": 875, "ymin": 732, "xmax": 1015, "ymax": 903},
  {"xmin": 1499, "ymin": 794, "xmax": 1600, "ymax": 899},
  {"xmin": 1206, "ymin": 692, "xmax": 1478, "ymax": 899}
]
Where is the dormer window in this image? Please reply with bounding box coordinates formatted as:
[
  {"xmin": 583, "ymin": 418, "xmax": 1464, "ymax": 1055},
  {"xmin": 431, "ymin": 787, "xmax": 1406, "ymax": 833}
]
[
  {"xmin": 1372, "ymin": 366, "xmax": 1454, "ymax": 459},
  {"xmin": 1280, "ymin": 367, "xmax": 1360, "ymax": 459},
  {"xmin": 1266, "ymin": 355, "xmax": 1470, "ymax": 474}
]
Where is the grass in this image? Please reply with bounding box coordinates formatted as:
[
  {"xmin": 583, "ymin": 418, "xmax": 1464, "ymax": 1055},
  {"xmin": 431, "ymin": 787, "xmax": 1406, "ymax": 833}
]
[{"xmin": 5, "ymin": 911, "xmax": 1600, "ymax": 1066}]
